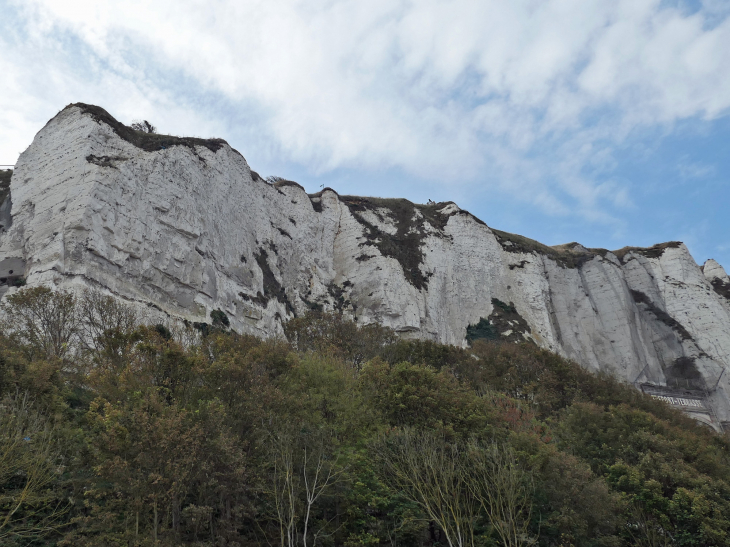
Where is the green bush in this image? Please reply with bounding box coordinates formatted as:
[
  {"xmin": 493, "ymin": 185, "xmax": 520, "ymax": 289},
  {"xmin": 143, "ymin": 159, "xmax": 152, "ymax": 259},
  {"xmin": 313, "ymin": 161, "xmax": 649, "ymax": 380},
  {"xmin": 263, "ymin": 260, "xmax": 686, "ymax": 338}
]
[
  {"xmin": 210, "ymin": 308, "xmax": 230, "ymax": 328},
  {"xmin": 0, "ymin": 307, "xmax": 725, "ymax": 546}
]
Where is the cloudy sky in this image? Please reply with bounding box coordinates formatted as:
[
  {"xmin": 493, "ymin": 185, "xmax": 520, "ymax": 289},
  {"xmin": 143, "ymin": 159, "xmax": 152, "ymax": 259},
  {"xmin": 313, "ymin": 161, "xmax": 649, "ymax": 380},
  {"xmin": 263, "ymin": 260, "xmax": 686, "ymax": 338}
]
[{"xmin": 2, "ymin": 0, "xmax": 729, "ymax": 267}]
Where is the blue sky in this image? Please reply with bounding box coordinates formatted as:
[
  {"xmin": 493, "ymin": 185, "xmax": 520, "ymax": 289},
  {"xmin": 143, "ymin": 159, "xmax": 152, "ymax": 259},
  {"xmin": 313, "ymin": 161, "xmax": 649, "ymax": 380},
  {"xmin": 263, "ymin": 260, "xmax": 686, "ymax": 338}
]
[{"xmin": 1, "ymin": 0, "xmax": 729, "ymax": 269}]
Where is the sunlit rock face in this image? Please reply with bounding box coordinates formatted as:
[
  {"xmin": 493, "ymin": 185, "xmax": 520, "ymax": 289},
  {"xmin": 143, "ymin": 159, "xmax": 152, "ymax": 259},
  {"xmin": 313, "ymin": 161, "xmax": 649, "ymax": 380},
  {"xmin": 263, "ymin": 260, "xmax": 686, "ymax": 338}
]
[{"xmin": 3, "ymin": 103, "xmax": 730, "ymax": 422}]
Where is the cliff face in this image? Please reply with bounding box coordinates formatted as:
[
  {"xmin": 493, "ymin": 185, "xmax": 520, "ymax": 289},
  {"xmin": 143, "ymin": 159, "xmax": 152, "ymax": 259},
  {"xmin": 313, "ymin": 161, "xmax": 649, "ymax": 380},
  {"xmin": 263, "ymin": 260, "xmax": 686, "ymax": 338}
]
[{"xmin": 3, "ymin": 104, "xmax": 730, "ymax": 423}]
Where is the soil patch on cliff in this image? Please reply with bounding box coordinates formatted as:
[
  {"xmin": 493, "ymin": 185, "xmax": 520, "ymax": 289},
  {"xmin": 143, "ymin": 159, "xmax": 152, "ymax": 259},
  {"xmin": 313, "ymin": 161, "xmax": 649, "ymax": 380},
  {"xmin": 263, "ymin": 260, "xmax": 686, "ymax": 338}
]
[
  {"xmin": 67, "ymin": 103, "xmax": 227, "ymax": 154},
  {"xmin": 86, "ymin": 155, "xmax": 129, "ymax": 169},
  {"xmin": 341, "ymin": 196, "xmax": 455, "ymax": 290}
]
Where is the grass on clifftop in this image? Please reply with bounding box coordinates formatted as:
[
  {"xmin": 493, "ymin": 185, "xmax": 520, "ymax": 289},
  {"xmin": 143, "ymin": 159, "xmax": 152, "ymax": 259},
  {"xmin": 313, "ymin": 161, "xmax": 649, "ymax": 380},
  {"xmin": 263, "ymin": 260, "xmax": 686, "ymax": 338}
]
[
  {"xmin": 611, "ymin": 241, "xmax": 683, "ymax": 262},
  {"xmin": 493, "ymin": 228, "xmax": 683, "ymax": 268},
  {"xmin": 491, "ymin": 229, "xmax": 610, "ymax": 268},
  {"xmin": 62, "ymin": 103, "xmax": 228, "ymax": 154}
]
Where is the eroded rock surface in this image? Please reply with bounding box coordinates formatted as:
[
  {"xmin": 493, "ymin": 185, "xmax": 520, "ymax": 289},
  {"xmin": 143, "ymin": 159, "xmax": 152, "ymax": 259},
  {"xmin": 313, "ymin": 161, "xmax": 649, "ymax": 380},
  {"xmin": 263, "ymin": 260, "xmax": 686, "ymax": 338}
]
[{"xmin": 3, "ymin": 104, "xmax": 730, "ymax": 424}]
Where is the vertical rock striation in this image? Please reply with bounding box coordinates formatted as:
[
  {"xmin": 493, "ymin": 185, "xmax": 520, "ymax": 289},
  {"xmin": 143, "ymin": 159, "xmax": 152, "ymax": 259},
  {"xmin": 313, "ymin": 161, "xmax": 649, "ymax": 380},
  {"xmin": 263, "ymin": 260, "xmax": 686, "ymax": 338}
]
[{"xmin": 2, "ymin": 103, "xmax": 730, "ymax": 424}]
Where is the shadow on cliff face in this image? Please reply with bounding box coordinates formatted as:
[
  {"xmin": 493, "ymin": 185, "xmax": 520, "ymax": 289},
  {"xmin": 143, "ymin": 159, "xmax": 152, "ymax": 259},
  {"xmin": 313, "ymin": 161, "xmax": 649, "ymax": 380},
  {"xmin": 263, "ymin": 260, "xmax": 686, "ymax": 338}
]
[
  {"xmin": 664, "ymin": 356, "xmax": 705, "ymax": 390},
  {"xmin": 0, "ymin": 169, "xmax": 11, "ymax": 204},
  {"xmin": 711, "ymin": 278, "xmax": 730, "ymax": 302},
  {"xmin": 629, "ymin": 290, "xmax": 706, "ymax": 390},
  {"xmin": 630, "ymin": 289, "xmax": 693, "ymax": 341},
  {"xmin": 0, "ymin": 169, "xmax": 12, "ymax": 236},
  {"xmin": 254, "ymin": 247, "xmax": 295, "ymax": 315}
]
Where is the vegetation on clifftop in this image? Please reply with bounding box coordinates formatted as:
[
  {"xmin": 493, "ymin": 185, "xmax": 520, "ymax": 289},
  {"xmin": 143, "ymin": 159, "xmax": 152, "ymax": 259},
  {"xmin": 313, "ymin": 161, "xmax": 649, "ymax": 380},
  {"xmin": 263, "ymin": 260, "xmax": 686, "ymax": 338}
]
[
  {"xmin": 492, "ymin": 228, "xmax": 684, "ymax": 270},
  {"xmin": 1, "ymin": 287, "xmax": 730, "ymax": 546},
  {"xmin": 64, "ymin": 103, "xmax": 228, "ymax": 154}
]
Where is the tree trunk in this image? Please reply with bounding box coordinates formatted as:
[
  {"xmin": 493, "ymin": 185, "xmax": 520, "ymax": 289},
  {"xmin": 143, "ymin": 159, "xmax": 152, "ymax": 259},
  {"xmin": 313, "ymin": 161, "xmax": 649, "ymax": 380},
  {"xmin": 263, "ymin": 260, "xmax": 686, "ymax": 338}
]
[
  {"xmin": 153, "ymin": 499, "xmax": 158, "ymax": 543},
  {"xmin": 172, "ymin": 494, "xmax": 179, "ymax": 534}
]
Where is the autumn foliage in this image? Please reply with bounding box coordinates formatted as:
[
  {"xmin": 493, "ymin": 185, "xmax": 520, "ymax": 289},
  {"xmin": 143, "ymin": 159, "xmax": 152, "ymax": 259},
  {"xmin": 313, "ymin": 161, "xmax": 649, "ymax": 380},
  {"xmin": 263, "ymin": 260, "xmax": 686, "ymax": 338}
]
[{"xmin": 0, "ymin": 291, "xmax": 729, "ymax": 546}]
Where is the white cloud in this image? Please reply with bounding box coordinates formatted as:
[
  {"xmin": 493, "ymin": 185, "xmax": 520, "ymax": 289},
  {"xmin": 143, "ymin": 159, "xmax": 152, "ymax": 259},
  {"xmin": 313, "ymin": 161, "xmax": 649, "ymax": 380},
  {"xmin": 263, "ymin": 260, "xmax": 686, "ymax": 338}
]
[{"xmin": 1, "ymin": 0, "xmax": 729, "ymax": 222}]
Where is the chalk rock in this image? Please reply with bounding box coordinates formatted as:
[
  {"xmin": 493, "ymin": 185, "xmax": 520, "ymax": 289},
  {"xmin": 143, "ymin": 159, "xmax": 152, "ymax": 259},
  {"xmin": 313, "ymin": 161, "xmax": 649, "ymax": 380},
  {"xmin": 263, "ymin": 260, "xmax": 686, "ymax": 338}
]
[{"xmin": 3, "ymin": 103, "xmax": 730, "ymax": 426}]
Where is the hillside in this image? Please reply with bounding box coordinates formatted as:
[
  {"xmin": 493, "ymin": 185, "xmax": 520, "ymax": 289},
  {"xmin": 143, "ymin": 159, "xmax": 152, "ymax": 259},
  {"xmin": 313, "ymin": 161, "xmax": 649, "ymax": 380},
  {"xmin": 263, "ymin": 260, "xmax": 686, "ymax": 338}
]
[{"xmin": 2, "ymin": 295, "xmax": 730, "ymax": 546}]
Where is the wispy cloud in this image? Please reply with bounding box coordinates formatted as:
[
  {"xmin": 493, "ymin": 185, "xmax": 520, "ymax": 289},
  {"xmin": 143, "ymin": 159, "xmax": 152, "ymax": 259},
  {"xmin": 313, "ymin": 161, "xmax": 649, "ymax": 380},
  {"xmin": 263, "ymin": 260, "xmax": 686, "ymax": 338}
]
[
  {"xmin": 1, "ymin": 0, "xmax": 729, "ymax": 226},
  {"xmin": 677, "ymin": 157, "xmax": 716, "ymax": 180}
]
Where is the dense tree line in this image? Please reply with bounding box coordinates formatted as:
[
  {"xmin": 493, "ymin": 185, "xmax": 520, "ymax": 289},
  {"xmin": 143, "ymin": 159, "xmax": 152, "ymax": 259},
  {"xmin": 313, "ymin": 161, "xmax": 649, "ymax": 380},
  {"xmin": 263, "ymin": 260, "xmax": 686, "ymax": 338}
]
[{"xmin": 1, "ymin": 287, "xmax": 730, "ymax": 546}]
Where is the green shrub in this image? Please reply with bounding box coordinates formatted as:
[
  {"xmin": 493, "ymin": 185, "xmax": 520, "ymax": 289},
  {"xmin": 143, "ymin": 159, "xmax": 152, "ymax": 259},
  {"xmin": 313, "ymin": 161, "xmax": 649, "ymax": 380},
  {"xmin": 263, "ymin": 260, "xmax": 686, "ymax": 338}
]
[{"xmin": 210, "ymin": 308, "xmax": 230, "ymax": 328}]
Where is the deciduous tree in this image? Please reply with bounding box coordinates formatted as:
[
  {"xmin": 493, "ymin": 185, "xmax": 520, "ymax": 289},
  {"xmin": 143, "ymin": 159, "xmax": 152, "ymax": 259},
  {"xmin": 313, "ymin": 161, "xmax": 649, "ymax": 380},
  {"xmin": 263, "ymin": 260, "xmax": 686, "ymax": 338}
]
[{"xmin": 0, "ymin": 392, "xmax": 67, "ymax": 542}]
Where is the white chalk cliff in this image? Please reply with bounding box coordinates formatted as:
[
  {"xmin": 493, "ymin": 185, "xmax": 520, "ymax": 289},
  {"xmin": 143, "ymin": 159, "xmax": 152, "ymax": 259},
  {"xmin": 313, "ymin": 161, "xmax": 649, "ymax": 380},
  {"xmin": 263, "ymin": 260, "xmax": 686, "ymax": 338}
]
[{"xmin": 3, "ymin": 104, "xmax": 730, "ymax": 426}]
